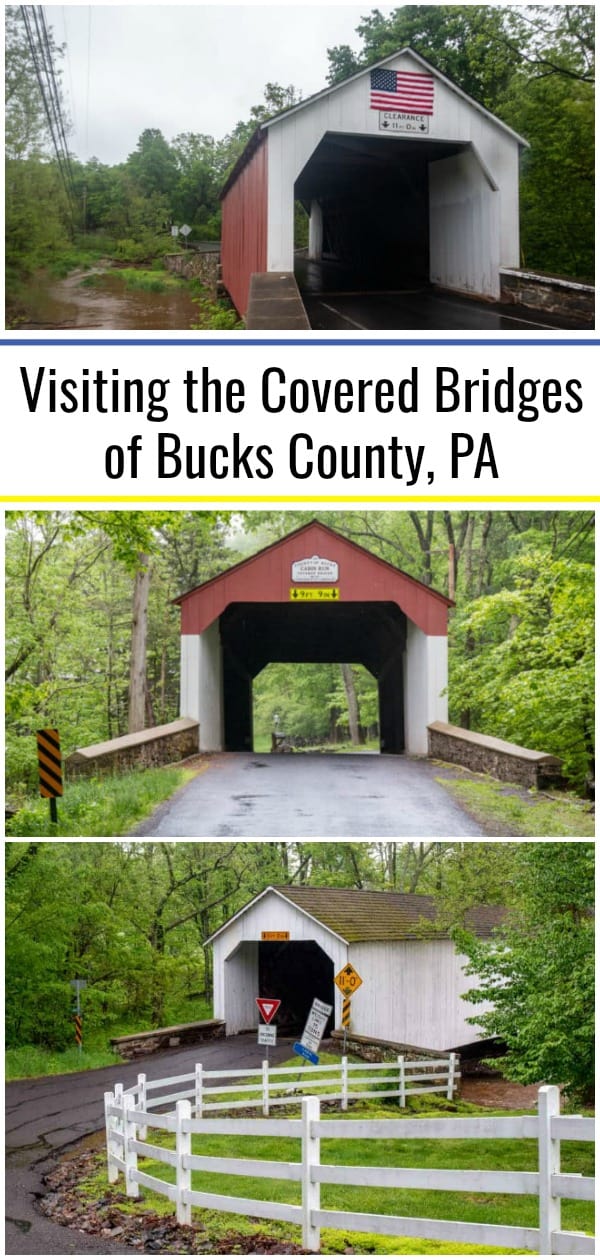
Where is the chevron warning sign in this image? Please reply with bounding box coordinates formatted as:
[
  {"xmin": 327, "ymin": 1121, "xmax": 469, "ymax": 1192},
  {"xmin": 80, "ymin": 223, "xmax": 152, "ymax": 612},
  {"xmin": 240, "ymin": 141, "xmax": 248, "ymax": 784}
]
[{"xmin": 36, "ymin": 729, "xmax": 63, "ymax": 798}]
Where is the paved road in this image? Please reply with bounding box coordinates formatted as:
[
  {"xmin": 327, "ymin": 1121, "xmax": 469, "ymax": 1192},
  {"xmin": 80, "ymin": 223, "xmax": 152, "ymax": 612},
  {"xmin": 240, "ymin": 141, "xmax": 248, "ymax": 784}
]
[
  {"xmin": 303, "ymin": 287, "xmax": 585, "ymax": 331},
  {"xmin": 140, "ymin": 752, "xmax": 481, "ymax": 837},
  {"xmin": 5, "ymin": 1033, "xmax": 294, "ymax": 1255}
]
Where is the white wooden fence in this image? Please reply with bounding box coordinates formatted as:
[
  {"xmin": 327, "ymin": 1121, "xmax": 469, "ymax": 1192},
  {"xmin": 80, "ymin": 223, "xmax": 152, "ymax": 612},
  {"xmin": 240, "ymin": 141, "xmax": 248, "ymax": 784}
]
[
  {"xmin": 116, "ymin": 1054, "xmax": 458, "ymax": 1120},
  {"xmin": 105, "ymin": 1079, "xmax": 594, "ymax": 1254}
]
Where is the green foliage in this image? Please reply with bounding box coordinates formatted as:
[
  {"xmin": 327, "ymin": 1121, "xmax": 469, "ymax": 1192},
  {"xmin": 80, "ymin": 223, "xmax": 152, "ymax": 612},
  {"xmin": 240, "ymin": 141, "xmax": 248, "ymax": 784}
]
[
  {"xmin": 455, "ymin": 843, "xmax": 595, "ymax": 1103},
  {"xmin": 191, "ymin": 287, "xmax": 244, "ymax": 329},
  {"xmin": 449, "ymin": 551, "xmax": 594, "ymax": 788}
]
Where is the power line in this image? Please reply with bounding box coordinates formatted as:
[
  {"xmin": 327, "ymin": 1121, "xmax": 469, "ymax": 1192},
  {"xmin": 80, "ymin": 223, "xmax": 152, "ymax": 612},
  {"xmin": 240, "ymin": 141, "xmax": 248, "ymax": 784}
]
[{"xmin": 20, "ymin": 5, "xmax": 76, "ymax": 214}]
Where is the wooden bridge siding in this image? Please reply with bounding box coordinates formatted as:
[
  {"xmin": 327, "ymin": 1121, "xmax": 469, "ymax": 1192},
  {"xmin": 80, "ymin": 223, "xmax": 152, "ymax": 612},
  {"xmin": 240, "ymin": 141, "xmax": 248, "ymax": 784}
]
[
  {"xmin": 178, "ymin": 523, "xmax": 449, "ymax": 638},
  {"xmin": 221, "ymin": 132, "xmax": 268, "ymax": 317}
]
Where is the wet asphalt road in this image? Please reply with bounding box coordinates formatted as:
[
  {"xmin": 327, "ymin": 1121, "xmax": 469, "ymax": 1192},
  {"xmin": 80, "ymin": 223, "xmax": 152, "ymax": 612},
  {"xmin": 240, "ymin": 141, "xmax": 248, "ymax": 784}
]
[
  {"xmin": 303, "ymin": 287, "xmax": 584, "ymax": 331},
  {"xmin": 140, "ymin": 752, "xmax": 481, "ymax": 837},
  {"xmin": 5, "ymin": 1033, "xmax": 294, "ymax": 1255}
]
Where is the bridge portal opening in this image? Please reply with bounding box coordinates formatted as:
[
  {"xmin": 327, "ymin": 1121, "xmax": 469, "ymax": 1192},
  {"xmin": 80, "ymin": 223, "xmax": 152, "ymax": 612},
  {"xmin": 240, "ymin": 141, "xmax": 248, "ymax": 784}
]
[
  {"xmin": 259, "ymin": 940, "xmax": 335, "ymax": 1036},
  {"xmin": 220, "ymin": 601, "xmax": 406, "ymax": 755},
  {"xmin": 295, "ymin": 131, "xmax": 468, "ymax": 294},
  {"xmin": 253, "ymin": 661, "xmax": 379, "ymax": 752}
]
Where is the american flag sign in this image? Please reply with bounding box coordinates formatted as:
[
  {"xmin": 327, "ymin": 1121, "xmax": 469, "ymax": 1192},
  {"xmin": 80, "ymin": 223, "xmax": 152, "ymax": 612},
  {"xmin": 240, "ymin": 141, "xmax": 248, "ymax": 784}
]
[{"xmin": 370, "ymin": 68, "xmax": 435, "ymax": 114}]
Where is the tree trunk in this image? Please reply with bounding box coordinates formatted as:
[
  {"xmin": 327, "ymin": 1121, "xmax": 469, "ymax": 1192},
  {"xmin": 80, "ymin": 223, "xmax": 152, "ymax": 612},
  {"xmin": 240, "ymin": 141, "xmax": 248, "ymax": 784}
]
[
  {"xmin": 341, "ymin": 663, "xmax": 361, "ymax": 745},
  {"xmin": 128, "ymin": 554, "xmax": 151, "ymax": 733}
]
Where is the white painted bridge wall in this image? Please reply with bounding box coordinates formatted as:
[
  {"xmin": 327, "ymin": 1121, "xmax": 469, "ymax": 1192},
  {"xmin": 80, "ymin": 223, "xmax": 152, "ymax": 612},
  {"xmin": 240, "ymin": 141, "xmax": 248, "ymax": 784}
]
[
  {"xmin": 211, "ymin": 890, "xmax": 489, "ymax": 1049},
  {"xmin": 212, "ymin": 890, "xmax": 347, "ymax": 1034},
  {"xmin": 180, "ymin": 620, "xmax": 223, "ymax": 751},
  {"xmin": 404, "ymin": 624, "xmax": 448, "ymax": 756},
  {"xmin": 266, "ymin": 50, "xmax": 520, "ymax": 297},
  {"xmin": 349, "ymin": 938, "xmax": 489, "ymax": 1051}
]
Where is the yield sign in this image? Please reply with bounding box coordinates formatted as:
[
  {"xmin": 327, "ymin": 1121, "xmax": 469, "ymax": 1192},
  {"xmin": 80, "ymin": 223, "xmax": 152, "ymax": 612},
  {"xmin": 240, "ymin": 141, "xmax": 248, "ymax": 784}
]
[{"xmin": 256, "ymin": 997, "xmax": 281, "ymax": 1024}]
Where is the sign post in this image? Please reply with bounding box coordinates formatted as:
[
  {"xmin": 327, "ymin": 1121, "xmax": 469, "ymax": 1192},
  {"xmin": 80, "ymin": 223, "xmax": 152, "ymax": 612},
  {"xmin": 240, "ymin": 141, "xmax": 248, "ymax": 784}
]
[
  {"xmin": 334, "ymin": 963, "xmax": 363, "ymax": 1055},
  {"xmin": 70, "ymin": 978, "xmax": 87, "ymax": 1053},
  {"xmin": 256, "ymin": 997, "xmax": 281, "ymax": 1069},
  {"xmin": 36, "ymin": 728, "xmax": 63, "ymax": 824}
]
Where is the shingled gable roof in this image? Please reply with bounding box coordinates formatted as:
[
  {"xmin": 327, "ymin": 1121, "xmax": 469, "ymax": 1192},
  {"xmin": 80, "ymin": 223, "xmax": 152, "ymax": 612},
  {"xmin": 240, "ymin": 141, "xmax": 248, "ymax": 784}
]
[
  {"xmin": 173, "ymin": 519, "xmax": 452, "ymax": 610},
  {"xmin": 205, "ymin": 884, "xmax": 505, "ymax": 946}
]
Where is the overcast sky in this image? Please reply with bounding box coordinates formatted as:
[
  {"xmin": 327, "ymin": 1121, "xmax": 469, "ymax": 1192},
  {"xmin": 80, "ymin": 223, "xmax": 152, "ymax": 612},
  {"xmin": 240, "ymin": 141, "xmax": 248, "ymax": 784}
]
[{"xmin": 46, "ymin": 4, "xmax": 396, "ymax": 164}]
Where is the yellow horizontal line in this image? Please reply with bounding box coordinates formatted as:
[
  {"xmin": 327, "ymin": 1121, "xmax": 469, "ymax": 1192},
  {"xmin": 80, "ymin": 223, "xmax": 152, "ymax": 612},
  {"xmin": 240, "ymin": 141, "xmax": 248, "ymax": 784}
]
[{"xmin": 0, "ymin": 495, "xmax": 598, "ymax": 505}]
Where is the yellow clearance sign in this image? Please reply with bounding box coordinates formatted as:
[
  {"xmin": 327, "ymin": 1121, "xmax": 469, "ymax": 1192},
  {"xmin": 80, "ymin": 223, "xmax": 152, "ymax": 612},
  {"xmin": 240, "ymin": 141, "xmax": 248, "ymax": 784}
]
[
  {"xmin": 289, "ymin": 588, "xmax": 340, "ymax": 601},
  {"xmin": 334, "ymin": 963, "xmax": 363, "ymax": 996}
]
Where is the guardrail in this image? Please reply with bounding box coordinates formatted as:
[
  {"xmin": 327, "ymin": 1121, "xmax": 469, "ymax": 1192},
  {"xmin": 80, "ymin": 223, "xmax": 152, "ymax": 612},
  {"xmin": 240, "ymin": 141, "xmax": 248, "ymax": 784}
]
[
  {"xmin": 104, "ymin": 1080, "xmax": 594, "ymax": 1254},
  {"xmin": 115, "ymin": 1053, "xmax": 459, "ymax": 1117}
]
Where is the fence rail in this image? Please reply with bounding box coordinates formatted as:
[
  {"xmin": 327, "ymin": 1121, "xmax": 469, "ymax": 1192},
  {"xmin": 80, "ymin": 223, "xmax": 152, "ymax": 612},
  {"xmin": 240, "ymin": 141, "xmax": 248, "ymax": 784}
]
[
  {"xmin": 127, "ymin": 1053, "xmax": 459, "ymax": 1118},
  {"xmin": 105, "ymin": 1078, "xmax": 594, "ymax": 1254}
]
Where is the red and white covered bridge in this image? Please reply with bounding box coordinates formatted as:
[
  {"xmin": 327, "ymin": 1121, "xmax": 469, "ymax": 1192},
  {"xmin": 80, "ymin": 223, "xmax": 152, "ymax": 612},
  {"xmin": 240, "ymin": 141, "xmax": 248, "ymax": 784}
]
[
  {"xmin": 175, "ymin": 520, "xmax": 451, "ymax": 755},
  {"xmin": 220, "ymin": 47, "xmax": 526, "ymax": 318}
]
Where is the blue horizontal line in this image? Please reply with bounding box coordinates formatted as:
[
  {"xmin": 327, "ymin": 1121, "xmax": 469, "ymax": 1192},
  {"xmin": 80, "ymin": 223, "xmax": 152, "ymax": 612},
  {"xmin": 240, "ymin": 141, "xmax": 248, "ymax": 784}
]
[{"xmin": 1, "ymin": 338, "xmax": 597, "ymax": 347}]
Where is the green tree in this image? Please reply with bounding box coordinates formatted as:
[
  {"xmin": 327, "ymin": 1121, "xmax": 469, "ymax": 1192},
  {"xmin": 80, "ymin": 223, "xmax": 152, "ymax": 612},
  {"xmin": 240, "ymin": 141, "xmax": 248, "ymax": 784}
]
[{"xmin": 454, "ymin": 843, "xmax": 594, "ymax": 1103}]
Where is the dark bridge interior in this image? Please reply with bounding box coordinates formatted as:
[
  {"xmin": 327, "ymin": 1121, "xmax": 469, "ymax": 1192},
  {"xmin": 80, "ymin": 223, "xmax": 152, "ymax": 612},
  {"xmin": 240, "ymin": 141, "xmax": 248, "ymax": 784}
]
[
  {"xmin": 259, "ymin": 940, "xmax": 335, "ymax": 1036},
  {"xmin": 220, "ymin": 600, "xmax": 406, "ymax": 753},
  {"xmin": 294, "ymin": 131, "xmax": 466, "ymax": 292}
]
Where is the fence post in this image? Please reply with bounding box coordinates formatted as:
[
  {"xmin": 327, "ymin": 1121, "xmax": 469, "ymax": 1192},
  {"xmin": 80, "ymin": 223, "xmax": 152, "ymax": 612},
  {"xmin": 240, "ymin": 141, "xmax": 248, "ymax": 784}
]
[
  {"xmin": 262, "ymin": 1058, "xmax": 270, "ymax": 1117},
  {"xmin": 341, "ymin": 1056, "xmax": 348, "ymax": 1111},
  {"xmin": 137, "ymin": 1073, "xmax": 147, "ymax": 1140},
  {"xmin": 398, "ymin": 1056, "xmax": 405, "ymax": 1108},
  {"xmin": 123, "ymin": 1093, "xmax": 139, "ymax": 1198},
  {"xmin": 538, "ymin": 1084, "xmax": 561, "ymax": 1254},
  {"xmin": 195, "ymin": 1063, "xmax": 203, "ymax": 1118},
  {"xmin": 176, "ymin": 1099, "xmax": 192, "ymax": 1226},
  {"xmin": 104, "ymin": 1091, "xmax": 119, "ymax": 1183},
  {"xmin": 301, "ymin": 1096, "xmax": 320, "ymax": 1251},
  {"xmin": 447, "ymin": 1053, "xmax": 457, "ymax": 1100}
]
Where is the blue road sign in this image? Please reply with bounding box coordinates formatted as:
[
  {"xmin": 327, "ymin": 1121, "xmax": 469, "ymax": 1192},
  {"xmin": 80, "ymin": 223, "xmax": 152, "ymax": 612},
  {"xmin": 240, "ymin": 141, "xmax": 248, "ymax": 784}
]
[{"xmin": 293, "ymin": 1041, "xmax": 319, "ymax": 1065}]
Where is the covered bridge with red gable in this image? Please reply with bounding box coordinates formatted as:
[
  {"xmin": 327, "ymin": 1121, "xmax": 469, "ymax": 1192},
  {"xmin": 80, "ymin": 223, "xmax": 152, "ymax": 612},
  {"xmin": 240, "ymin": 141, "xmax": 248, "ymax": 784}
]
[{"xmin": 175, "ymin": 521, "xmax": 451, "ymax": 756}]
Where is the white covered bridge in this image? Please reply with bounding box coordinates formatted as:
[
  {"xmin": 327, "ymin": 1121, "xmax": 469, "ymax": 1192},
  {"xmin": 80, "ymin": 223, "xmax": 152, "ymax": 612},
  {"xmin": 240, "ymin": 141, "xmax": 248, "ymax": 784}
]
[
  {"xmin": 206, "ymin": 885, "xmax": 502, "ymax": 1053},
  {"xmin": 221, "ymin": 46, "xmax": 527, "ymax": 318}
]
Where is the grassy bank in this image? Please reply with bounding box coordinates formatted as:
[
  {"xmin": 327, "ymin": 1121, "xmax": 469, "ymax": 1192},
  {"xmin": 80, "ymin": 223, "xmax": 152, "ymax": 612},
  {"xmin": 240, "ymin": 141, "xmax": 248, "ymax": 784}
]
[
  {"xmin": 438, "ymin": 773, "xmax": 595, "ymax": 836},
  {"xmin": 6, "ymin": 997, "xmax": 213, "ymax": 1079},
  {"xmin": 5, "ymin": 764, "xmax": 194, "ymax": 837}
]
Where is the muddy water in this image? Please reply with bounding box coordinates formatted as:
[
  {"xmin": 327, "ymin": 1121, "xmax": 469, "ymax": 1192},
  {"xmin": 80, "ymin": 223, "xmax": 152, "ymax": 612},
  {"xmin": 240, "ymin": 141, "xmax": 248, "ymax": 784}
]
[{"xmin": 17, "ymin": 267, "xmax": 199, "ymax": 330}]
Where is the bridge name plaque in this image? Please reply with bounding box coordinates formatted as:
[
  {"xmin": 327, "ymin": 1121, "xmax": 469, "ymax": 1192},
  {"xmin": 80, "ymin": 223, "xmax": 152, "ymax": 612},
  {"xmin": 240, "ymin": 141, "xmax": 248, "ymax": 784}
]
[{"xmin": 291, "ymin": 555, "xmax": 339, "ymax": 583}]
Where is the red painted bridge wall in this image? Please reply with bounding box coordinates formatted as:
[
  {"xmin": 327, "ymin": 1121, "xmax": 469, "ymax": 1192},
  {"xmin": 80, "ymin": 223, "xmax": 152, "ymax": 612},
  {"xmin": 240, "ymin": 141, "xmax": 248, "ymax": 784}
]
[
  {"xmin": 178, "ymin": 523, "xmax": 450, "ymax": 637},
  {"xmin": 221, "ymin": 133, "xmax": 268, "ymax": 318}
]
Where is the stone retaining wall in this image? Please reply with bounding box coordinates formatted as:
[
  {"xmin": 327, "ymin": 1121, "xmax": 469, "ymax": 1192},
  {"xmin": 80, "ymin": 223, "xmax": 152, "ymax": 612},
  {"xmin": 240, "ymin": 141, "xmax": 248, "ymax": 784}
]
[
  {"xmin": 66, "ymin": 717, "xmax": 199, "ymax": 778},
  {"xmin": 428, "ymin": 720, "xmax": 563, "ymax": 788},
  {"xmin": 330, "ymin": 1030, "xmax": 450, "ymax": 1061},
  {"xmin": 500, "ymin": 268, "xmax": 594, "ymax": 324},
  {"xmin": 164, "ymin": 245, "xmax": 223, "ymax": 297},
  {"xmin": 110, "ymin": 1018, "xmax": 225, "ymax": 1060}
]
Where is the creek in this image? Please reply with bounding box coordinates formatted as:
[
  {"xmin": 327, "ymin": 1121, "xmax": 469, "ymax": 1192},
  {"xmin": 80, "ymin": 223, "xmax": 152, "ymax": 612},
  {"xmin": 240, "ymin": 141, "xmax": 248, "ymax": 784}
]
[{"xmin": 15, "ymin": 265, "xmax": 198, "ymax": 330}]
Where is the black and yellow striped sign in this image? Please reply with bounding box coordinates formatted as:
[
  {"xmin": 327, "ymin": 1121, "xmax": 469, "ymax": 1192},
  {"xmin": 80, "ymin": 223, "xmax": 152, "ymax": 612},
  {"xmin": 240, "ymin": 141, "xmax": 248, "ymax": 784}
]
[
  {"xmin": 74, "ymin": 1014, "xmax": 83, "ymax": 1046},
  {"xmin": 36, "ymin": 729, "xmax": 63, "ymax": 798},
  {"xmin": 342, "ymin": 997, "xmax": 351, "ymax": 1029}
]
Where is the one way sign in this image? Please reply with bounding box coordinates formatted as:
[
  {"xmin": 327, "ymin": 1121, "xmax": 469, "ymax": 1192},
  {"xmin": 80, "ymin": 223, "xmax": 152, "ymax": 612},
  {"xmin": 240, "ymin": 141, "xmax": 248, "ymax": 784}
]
[{"xmin": 256, "ymin": 997, "xmax": 281, "ymax": 1024}]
